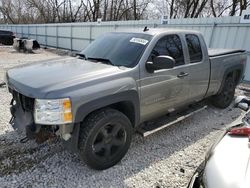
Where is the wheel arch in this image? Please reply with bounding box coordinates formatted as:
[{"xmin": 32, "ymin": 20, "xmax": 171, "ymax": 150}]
[
  {"xmin": 63, "ymin": 90, "xmax": 140, "ymax": 152},
  {"xmin": 74, "ymin": 90, "xmax": 140, "ymax": 126},
  {"xmin": 218, "ymin": 64, "xmax": 244, "ymax": 94}
]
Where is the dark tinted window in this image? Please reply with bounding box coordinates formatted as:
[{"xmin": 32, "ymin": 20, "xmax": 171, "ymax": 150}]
[
  {"xmin": 185, "ymin": 34, "xmax": 202, "ymax": 63},
  {"xmin": 80, "ymin": 32, "xmax": 152, "ymax": 67},
  {"xmin": 149, "ymin": 35, "xmax": 184, "ymax": 66}
]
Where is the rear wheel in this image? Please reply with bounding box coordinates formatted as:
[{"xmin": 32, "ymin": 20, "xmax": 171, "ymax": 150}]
[
  {"xmin": 211, "ymin": 76, "xmax": 236, "ymax": 108},
  {"xmin": 79, "ymin": 108, "xmax": 132, "ymax": 170}
]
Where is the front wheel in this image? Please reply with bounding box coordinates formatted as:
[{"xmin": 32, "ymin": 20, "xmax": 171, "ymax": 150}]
[
  {"xmin": 78, "ymin": 108, "xmax": 133, "ymax": 170},
  {"xmin": 211, "ymin": 76, "xmax": 236, "ymax": 108}
]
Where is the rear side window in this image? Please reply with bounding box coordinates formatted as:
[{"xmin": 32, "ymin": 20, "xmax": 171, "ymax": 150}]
[
  {"xmin": 185, "ymin": 34, "xmax": 203, "ymax": 63},
  {"xmin": 150, "ymin": 34, "xmax": 185, "ymax": 66}
]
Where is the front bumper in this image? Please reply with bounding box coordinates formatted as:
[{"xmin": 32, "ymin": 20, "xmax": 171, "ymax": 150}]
[
  {"xmin": 9, "ymin": 87, "xmax": 35, "ymax": 131},
  {"xmin": 9, "ymin": 88, "xmax": 73, "ymax": 141}
]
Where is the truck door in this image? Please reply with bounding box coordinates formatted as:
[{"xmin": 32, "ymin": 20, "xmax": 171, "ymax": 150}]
[
  {"xmin": 139, "ymin": 34, "xmax": 190, "ymax": 122},
  {"xmin": 184, "ymin": 34, "xmax": 210, "ymax": 102}
]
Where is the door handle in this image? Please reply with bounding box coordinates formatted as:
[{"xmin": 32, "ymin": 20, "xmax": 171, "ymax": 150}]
[{"xmin": 177, "ymin": 72, "xmax": 189, "ymax": 78}]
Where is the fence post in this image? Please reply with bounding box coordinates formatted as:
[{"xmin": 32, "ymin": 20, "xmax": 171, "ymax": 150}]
[
  {"xmin": 21, "ymin": 25, "xmax": 23, "ymax": 37},
  {"xmin": 70, "ymin": 24, "xmax": 73, "ymax": 51},
  {"xmin": 208, "ymin": 22, "xmax": 217, "ymax": 48},
  {"xmin": 45, "ymin": 25, "xmax": 47, "ymax": 47},
  {"xmin": 28, "ymin": 25, "xmax": 30, "ymax": 38},
  {"xmin": 89, "ymin": 24, "xmax": 92, "ymax": 44},
  {"xmin": 56, "ymin": 25, "xmax": 58, "ymax": 49},
  {"xmin": 35, "ymin": 25, "xmax": 38, "ymax": 41}
]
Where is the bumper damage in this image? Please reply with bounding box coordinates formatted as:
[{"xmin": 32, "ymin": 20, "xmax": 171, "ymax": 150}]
[{"xmin": 9, "ymin": 88, "xmax": 73, "ymax": 143}]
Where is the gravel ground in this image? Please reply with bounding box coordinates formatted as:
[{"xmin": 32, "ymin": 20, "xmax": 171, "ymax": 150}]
[
  {"xmin": 0, "ymin": 46, "xmax": 61, "ymax": 81},
  {"xmin": 0, "ymin": 46, "xmax": 249, "ymax": 187}
]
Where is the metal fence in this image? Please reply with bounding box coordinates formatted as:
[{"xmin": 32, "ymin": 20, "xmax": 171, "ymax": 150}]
[{"xmin": 0, "ymin": 17, "xmax": 250, "ymax": 81}]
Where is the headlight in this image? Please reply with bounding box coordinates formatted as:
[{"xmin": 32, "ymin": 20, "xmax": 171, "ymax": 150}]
[{"xmin": 34, "ymin": 98, "xmax": 72, "ymax": 125}]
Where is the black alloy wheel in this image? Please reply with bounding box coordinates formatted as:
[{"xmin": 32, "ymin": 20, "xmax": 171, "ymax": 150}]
[{"xmin": 79, "ymin": 108, "xmax": 132, "ymax": 170}]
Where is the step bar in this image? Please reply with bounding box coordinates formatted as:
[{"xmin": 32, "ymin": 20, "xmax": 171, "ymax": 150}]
[{"xmin": 137, "ymin": 105, "xmax": 207, "ymax": 137}]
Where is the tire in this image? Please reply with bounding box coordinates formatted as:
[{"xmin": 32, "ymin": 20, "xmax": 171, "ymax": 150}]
[
  {"xmin": 211, "ymin": 76, "xmax": 236, "ymax": 108},
  {"xmin": 78, "ymin": 108, "xmax": 133, "ymax": 170}
]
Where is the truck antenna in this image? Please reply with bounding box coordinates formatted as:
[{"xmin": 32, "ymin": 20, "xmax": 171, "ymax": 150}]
[{"xmin": 143, "ymin": 26, "xmax": 149, "ymax": 32}]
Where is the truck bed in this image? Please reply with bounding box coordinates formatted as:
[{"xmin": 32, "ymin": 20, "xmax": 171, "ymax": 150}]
[
  {"xmin": 207, "ymin": 48, "xmax": 246, "ymax": 97},
  {"xmin": 208, "ymin": 49, "xmax": 245, "ymax": 57}
]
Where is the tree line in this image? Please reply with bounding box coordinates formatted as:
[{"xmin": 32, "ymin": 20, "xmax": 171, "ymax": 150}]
[{"xmin": 0, "ymin": 0, "xmax": 249, "ymax": 24}]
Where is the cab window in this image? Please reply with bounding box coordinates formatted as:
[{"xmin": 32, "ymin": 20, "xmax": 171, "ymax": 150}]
[
  {"xmin": 185, "ymin": 34, "xmax": 203, "ymax": 63},
  {"xmin": 149, "ymin": 34, "xmax": 185, "ymax": 66}
]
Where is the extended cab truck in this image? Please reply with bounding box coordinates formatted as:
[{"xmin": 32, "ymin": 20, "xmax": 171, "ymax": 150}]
[{"xmin": 4, "ymin": 29, "xmax": 247, "ymax": 170}]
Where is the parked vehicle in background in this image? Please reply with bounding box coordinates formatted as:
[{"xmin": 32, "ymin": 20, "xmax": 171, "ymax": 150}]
[
  {"xmin": 0, "ymin": 30, "xmax": 15, "ymax": 45},
  {"xmin": 188, "ymin": 96, "xmax": 250, "ymax": 188},
  {"xmin": 4, "ymin": 28, "xmax": 247, "ymax": 170}
]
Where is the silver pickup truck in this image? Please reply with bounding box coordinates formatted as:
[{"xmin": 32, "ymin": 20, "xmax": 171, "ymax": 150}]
[{"xmin": 5, "ymin": 28, "xmax": 247, "ymax": 170}]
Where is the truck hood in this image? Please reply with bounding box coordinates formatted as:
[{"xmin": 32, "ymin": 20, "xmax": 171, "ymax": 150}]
[
  {"xmin": 6, "ymin": 57, "xmax": 122, "ymax": 98},
  {"xmin": 204, "ymin": 134, "xmax": 250, "ymax": 188}
]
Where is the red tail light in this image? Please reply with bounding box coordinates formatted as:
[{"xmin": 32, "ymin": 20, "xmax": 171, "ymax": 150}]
[{"xmin": 229, "ymin": 126, "xmax": 250, "ymax": 136}]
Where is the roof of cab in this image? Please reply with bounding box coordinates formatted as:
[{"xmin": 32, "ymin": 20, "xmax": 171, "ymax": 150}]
[{"xmin": 113, "ymin": 28, "xmax": 201, "ymax": 36}]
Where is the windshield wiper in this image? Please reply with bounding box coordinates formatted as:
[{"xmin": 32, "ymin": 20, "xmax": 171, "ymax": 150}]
[
  {"xmin": 77, "ymin": 54, "xmax": 114, "ymax": 66},
  {"xmin": 87, "ymin": 57, "xmax": 114, "ymax": 66}
]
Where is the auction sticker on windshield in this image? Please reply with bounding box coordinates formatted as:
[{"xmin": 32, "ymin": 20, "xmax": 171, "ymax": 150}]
[{"xmin": 130, "ymin": 38, "xmax": 149, "ymax": 45}]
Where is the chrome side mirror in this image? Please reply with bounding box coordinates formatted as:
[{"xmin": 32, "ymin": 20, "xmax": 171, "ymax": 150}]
[{"xmin": 146, "ymin": 56, "xmax": 175, "ymax": 73}]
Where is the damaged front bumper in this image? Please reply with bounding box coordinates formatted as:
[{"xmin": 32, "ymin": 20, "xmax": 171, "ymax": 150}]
[
  {"xmin": 9, "ymin": 87, "xmax": 35, "ymax": 131},
  {"xmin": 9, "ymin": 88, "xmax": 74, "ymax": 143}
]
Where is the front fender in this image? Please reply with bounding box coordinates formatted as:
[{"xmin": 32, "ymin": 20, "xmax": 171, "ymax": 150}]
[
  {"xmin": 74, "ymin": 90, "xmax": 140, "ymax": 125},
  {"xmin": 64, "ymin": 90, "xmax": 140, "ymax": 153}
]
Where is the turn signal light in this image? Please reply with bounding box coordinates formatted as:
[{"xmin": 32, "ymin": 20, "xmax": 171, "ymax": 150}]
[{"xmin": 64, "ymin": 112, "xmax": 73, "ymax": 122}]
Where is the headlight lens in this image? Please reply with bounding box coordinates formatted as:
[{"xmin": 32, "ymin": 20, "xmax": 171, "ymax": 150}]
[{"xmin": 34, "ymin": 98, "xmax": 72, "ymax": 125}]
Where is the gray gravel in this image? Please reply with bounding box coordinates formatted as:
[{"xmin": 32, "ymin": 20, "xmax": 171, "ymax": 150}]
[{"xmin": 0, "ymin": 46, "xmax": 248, "ymax": 188}]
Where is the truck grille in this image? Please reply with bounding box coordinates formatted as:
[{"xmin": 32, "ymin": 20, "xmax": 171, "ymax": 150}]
[{"xmin": 10, "ymin": 89, "xmax": 34, "ymax": 112}]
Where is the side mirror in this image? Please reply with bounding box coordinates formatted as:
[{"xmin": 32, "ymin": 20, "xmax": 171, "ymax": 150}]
[
  {"xmin": 146, "ymin": 56, "xmax": 175, "ymax": 73},
  {"xmin": 234, "ymin": 96, "xmax": 250, "ymax": 111}
]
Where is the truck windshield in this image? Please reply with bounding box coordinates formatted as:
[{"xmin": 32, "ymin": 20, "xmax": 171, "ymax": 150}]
[{"xmin": 79, "ymin": 32, "xmax": 152, "ymax": 67}]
